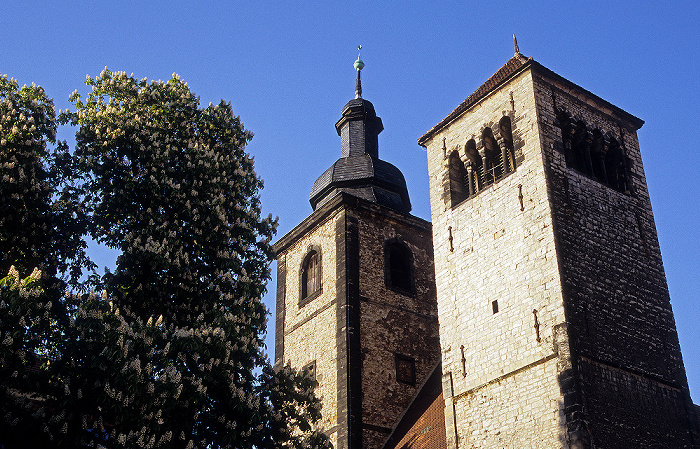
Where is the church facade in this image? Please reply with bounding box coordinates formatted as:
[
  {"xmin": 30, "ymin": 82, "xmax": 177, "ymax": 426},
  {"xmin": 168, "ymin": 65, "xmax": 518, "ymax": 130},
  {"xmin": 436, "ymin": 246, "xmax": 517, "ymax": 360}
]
[{"xmin": 273, "ymin": 46, "xmax": 699, "ymax": 448}]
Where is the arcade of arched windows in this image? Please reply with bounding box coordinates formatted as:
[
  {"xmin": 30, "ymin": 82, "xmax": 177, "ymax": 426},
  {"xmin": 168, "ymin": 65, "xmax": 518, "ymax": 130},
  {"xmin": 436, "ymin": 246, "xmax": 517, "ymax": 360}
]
[
  {"xmin": 556, "ymin": 110, "xmax": 630, "ymax": 194},
  {"xmin": 447, "ymin": 116, "xmax": 518, "ymax": 207}
]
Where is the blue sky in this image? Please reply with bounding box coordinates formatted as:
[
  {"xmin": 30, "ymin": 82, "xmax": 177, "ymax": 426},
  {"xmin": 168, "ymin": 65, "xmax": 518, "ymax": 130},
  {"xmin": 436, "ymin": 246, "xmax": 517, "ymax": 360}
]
[{"xmin": 4, "ymin": 1, "xmax": 699, "ymax": 397}]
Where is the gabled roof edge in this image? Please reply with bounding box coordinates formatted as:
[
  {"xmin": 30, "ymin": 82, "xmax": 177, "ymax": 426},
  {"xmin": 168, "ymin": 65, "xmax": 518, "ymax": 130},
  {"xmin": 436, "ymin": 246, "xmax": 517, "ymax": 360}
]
[
  {"xmin": 418, "ymin": 54, "xmax": 532, "ymax": 146},
  {"xmin": 418, "ymin": 55, "xmax": 645, "ymax": 147}
]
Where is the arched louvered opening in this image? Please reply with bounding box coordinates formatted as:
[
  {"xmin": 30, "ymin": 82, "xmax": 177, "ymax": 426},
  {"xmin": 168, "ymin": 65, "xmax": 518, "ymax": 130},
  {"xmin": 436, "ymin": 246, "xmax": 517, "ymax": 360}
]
[
  {"xmin": 557, "ymin": 111, "xmax": 630, "ymax": 193},
  {"xmin": 447, "ymin": 121, "xmax": 521, "ymax": 203},
  {"xmin": 385, "ymin": 239, "xmax": 414, "ymax": 294}
]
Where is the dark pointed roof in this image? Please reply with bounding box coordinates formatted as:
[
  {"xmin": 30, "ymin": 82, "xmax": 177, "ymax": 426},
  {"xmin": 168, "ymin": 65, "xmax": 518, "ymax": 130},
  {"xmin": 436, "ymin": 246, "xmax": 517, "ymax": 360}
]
[
  {"xmin": 309, "ymin": 152, "xmax": 411, "ymax": 212},
  {"xmin": 309, "ymin": 74, "xmax": 411, "ymax": 213}
]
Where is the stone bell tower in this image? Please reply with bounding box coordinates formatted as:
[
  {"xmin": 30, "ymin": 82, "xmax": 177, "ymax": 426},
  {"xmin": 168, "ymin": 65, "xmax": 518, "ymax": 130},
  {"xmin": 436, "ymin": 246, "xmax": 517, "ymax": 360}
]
[
  {"xmin": 273, "ymin": 52, "xmax": 441, "ymax": 449},
  {"xmin": 418, "ymin": 40, "xmax": 699, "ymax": 448}
]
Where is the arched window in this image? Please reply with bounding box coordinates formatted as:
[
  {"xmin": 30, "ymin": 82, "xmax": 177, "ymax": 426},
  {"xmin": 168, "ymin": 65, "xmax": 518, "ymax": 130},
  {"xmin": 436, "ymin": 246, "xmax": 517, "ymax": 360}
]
[
  {"xmin": 590, "ymin": 130, "xmax": 607, "ymax": 183},
  {"xmin": 300, "ymin": 248, "xmax": 321, "ymax": 305},
  {"xmin": 449, "ymin": 123, "xmax": 520, "ymax": 203},
  {"xmin": 481, "ymin": 127, "xmax": 502, "ymax": 183},
  {"xmin": 605, "ymin": 138, "xmax": 628, "ymax": 193},
  {"xmin": 465, "ymin": 139, "xmax": 482, "ymax": 194},
  {"xmin": 556, "ymin": 110, "xmax": 575, "ymax": 167},
  {"xmin": 449, "ymin": 150, "xmax": 468, "ymax": 206},
  {"xmin": 499, "ymin": 116, "xmax": 515, "ymax": 173},
  {"xmin": 571, "ymin": 121, "xmax": 592, "ymax": 175},
  {"xmin": 385, "ymin": 239, "xmax": 413, "ymax": 294}
]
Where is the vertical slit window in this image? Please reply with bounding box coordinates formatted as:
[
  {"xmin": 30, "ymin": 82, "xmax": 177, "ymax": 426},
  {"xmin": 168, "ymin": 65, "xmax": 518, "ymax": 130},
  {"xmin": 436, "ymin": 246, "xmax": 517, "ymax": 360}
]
[
  {"xmin": 302, "ymin": 361, "xmax": 317, "ymax": 382},
  {"xmin": 395, "ymin": 354, "xmax": 416, "ymax": 386}
]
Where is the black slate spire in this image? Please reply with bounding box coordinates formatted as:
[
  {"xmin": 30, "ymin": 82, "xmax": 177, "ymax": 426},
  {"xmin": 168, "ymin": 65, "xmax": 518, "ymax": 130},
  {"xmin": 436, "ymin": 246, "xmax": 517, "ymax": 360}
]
[{"xmin": 309, "ymin": 53, "xmax": 411, "ymax": 213}]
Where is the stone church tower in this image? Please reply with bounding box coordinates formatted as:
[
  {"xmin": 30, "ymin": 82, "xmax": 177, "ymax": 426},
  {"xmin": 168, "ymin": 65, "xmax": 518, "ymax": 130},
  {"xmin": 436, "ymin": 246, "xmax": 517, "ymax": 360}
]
[
  {"xmin": 273, "ymin": 53, "xmax": 442, "ymax": 449},
  {"xmin": 418, "ymin": 41, "xmax": 699, "ymax": 448},
  {"xmin": 275, "ymin": 44, "xmax": 699, "ymax": 449}
]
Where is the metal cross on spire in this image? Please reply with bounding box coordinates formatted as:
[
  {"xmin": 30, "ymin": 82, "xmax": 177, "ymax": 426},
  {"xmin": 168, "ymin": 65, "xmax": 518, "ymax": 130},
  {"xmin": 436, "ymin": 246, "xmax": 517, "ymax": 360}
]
[{"xmin": 354, "ymin": 45, "xmax": 364, "ymax": 99}]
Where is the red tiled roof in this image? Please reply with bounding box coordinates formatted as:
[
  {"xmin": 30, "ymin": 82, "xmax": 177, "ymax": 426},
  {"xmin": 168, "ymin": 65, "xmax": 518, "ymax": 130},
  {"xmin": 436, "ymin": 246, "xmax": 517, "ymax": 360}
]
[
  {"xmin": 418, "ymin": 53, "xmax": 531, "ymax": 146},
  {"xmin": 418, "ymin": 52, "xmax": 645, "ymax": 146},
  {"xmin": 382, "ymin": 363, "xmax": 447, "ymax": 449}
]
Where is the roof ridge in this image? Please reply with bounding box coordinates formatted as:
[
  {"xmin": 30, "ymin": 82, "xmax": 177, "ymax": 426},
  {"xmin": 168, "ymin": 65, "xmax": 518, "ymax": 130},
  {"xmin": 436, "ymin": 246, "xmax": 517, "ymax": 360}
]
[{"xmin": 418, "ymin": 54, "xmax": 531, "ymax": 145}]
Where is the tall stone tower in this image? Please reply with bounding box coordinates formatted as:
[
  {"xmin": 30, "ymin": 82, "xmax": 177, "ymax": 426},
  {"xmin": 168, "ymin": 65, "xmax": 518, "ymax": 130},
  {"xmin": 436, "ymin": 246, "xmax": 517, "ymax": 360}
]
[
  {"xmin": 273, "ymin": 54, "xmax": 441, "ymax": 449},
  {"xmin": 418, "ymin": 44, "xmax": 699, "ymax": 448}
]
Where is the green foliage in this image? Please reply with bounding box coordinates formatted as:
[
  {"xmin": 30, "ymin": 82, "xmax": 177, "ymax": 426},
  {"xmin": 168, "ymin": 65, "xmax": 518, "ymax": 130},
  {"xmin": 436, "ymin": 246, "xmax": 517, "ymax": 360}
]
[
  {"xmin": 0, "ymin": 267, "xmax": 63, "ymax": 448},
  {"xmin": 0, "ymin": 71, "xmax": 331, "ymax": 449},
  {"xmin": 0, "ymin": 76, "xmax": 89, "ymax": 447},
  {"xmin": 258, "ymin": 365, "xmax": 333, "ymax": 449},
  {"xmin": 66, "ymin": 69, "xmax": 275, "ymax": 328},
  {"xmin": 0, "ymin": 75, "xmax": 89, "ymax": 289}
]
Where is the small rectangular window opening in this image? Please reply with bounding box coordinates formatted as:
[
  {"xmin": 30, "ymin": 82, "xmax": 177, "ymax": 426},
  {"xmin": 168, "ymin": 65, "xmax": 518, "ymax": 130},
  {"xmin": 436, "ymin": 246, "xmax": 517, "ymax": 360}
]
[
  {"xmin": 395, "ymin": 354, "xmax": 416, "ymax": 386},
  {"xmin": 492, "ymin": 300, "xmax": 499, "ymax": 314},
  {"xmin": 302, "ymin": 361, "xmax": 317, "ymax": 381}
]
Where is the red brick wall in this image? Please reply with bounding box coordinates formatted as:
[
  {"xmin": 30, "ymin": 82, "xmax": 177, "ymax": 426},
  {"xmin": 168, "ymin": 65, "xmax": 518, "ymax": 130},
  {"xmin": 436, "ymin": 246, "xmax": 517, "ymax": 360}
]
[{"xmin": 389, "ymin": 391, "xmax": 446, "ymax": 449}]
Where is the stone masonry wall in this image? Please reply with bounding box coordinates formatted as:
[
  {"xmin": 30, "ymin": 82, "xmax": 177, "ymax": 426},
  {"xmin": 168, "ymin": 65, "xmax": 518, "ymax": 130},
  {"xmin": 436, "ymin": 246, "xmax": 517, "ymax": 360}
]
[
  {"xmin": 275, "ymin": 196, "xmax": 442, "ymax": 449},
  {"xmin": 276, "ymin": 208, "xmax": 343, "ymax": 447},
  {"xmin": 532, "ymin": 67, "xmax": 699, "ymax": 447},
  {"xmin": 578, "ymin": 357, "xmax": 695, "ymax": 447},
  {"xmin": 353, "ymin": 203, "xmax": 441, "ymax": 448},
  {"xmin": 453, "ymin": 357, "xmax": 565, "ymax": 447},
  {"xmin": 423, "ymin": 68, "xmax": 571, "ymax": 448}
]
